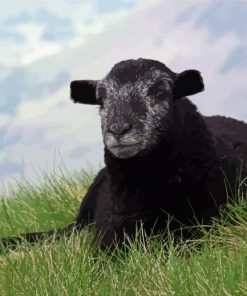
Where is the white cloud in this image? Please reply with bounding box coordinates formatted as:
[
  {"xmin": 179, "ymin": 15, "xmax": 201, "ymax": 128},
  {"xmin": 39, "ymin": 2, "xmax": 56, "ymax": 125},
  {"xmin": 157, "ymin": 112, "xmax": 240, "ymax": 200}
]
[
  {"xmin": 0, "ymin": 0, "xmax": 148, "ymax": 67},
  {"xmin": 0, "ymin": 86, "xmax": 103, "ymax": 192},
  {"xmin": 0, "ymin": 114, "xmax": 10, "ymax": 126},
  {"xmin": 17, "ymin": 24, "xmax": 63, "ymax": 65}
]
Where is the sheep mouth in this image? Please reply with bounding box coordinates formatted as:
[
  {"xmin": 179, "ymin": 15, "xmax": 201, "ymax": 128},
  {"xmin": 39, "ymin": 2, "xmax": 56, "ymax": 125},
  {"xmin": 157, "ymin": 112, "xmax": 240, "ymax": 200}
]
[
  {"xmin": 108, "ymin": 141, "xmax": 143, "ymax": 159},
  {"xmin": 108, "ymin": 141, "xmax": 142, "ymax": 149}
]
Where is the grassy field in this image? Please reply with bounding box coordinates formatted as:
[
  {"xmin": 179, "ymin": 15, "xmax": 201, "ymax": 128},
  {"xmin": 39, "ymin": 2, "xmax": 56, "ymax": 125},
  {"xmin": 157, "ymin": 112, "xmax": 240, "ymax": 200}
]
[{"xmin": 0, "ymin": 168, "xmax": 246, "ymax": 296}]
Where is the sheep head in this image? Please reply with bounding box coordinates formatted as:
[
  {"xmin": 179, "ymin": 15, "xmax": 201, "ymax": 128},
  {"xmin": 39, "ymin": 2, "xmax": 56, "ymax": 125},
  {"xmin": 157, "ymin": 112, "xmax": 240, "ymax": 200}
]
[{"xmin": 70, "ymin": 58, "xmax": 204, "ymax": 159}]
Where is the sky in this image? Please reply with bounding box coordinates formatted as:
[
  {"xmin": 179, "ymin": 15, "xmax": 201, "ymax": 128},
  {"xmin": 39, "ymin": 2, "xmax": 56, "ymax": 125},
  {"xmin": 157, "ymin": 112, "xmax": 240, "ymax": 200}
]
[{"xmin": 0, "ymin": 0, "xmax": 247, "ymax": 193}]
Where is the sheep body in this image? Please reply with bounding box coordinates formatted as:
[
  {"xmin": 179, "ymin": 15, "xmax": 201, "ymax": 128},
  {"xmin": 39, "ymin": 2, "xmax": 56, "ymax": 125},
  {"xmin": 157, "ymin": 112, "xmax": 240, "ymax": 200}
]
[
  {"xmin": 72, "ymin": 59, "xmax": 247, "ymax": 249},
  {"xmin": 1, "ymin": 58, "xmax": 247, "ymax": 250}
]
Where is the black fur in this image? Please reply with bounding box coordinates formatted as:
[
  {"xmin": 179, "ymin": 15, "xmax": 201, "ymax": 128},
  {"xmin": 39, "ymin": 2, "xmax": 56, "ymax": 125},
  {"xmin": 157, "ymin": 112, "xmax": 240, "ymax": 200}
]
[
  {"xmin": 1, "ymin": 58, "xmax": 246, "ymax": 251},
  {"xmin": 70, "ymin": 80, "xmax": 99, "ymax": 105}
]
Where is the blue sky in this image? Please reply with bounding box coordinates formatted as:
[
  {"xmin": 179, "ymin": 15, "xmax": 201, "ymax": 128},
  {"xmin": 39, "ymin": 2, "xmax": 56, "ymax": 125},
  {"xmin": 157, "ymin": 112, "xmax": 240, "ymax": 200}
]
[{"xmin": 0, "ymin": 0, "xmax": 247, "ymax": 192}]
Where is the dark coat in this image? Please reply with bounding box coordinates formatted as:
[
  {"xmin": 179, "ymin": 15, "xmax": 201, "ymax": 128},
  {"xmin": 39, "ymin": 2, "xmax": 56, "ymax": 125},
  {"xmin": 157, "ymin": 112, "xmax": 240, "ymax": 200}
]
[{"xmin": 75, "ymin": 100, "xmax": 247, "ymax": 249}]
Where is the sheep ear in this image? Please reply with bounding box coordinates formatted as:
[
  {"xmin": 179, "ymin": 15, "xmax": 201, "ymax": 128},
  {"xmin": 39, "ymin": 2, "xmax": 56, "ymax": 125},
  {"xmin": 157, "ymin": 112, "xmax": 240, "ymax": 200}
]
[
  {"xmin": 173, "ymin": 70, "xmax": 204, "ymax": 99},
  {"xmin": 70, "ymin": 80, "xmax": 100, "ymax": 105}
]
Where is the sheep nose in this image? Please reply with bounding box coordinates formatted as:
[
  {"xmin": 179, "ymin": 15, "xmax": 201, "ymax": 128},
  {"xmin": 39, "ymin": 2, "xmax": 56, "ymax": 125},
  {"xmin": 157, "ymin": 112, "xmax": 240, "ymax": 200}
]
[{"xmin": 109, "ymin": 123, "xmax": 132, "ymax": 136}]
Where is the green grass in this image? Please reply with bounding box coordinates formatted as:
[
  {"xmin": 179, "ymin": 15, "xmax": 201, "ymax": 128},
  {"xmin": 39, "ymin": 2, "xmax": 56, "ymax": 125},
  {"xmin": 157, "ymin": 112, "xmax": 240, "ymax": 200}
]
[{"xmin": 0, "ymin": 168, "xmax": 246, "ymax": 296}]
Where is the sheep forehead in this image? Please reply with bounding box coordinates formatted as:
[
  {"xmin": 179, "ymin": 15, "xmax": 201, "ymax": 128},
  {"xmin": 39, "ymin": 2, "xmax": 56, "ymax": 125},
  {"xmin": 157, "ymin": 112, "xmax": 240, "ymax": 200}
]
[{"xmin": 99, "ymin": 68, "xmax": 173, "ymax": 101}]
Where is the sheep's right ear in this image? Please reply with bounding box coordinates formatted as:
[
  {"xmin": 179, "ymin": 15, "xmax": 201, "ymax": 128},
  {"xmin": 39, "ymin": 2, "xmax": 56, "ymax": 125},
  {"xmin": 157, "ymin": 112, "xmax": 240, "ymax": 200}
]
[{"xmin": 70, "ymin": 80, "xmax": 99, "ymax": 105}]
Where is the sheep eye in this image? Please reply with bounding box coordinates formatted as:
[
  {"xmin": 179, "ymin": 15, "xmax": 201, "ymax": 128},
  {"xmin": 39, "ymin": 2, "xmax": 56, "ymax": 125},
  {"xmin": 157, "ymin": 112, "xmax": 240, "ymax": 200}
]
[
  {"xmin": 156, "ymin": 90, "xmax": 164, "ymax": 99},
  {"xmin": 148, "ymin": 88, "xmax": 164, "ymax": 99},
  {"xmin": 148, "ymin": 81, "xmax": 167, "ymax": 98}
]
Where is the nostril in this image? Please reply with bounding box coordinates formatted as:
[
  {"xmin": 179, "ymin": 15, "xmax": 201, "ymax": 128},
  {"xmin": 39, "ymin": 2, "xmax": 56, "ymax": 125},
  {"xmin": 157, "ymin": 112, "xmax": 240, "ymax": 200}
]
[
  {"xmin": 123, "ymin": 123, "xmax": 132, "ymax": 133},
  {"xmin": 109, "ymin": 124, "xmax": 117, "ymax": 134},
  {"xmin": 109, "ymin": 123, "xmax": 132, "ymax": 135}
]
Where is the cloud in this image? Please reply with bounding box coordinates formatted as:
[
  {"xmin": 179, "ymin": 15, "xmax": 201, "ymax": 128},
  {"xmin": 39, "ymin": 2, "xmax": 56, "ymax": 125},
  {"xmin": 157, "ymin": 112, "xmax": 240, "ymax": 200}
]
[
  {"xmin": 0, "ymin": 162, "xmax": 25, "ymax": 180},
  {"xmin": 0, "ymin": 0, "xmax": 142, "ymax": 66},
  {"xmin": 220, "ymin": 46, "xmax": 247, "ymax": 73},
  {"xmin": 0, "ymin": 86, "xmax": 103, "ymax": 190},
  {"xmin": 4, "ymin": 8, "xmax": 76, "ymax": 43},
  {"xmin": 68, "ymin": 145, "xmax": 91, "ymax": 160},
  {"xmin": 0, "ymin": 67, "xmax": 70, "ymax": 114},
  {"xmin": 96, "ymin": 0, "xmax": 136, "ymax": 13},
  {"xmin": 36, "ymin": 8, "xmax": 76, "ymax": 41},
  {"xmin": 3, "ymin": 12, "xmax": 32, "ymax": 25},
  {"xmin": 0, "ymin": 30, "xmax": 25, "ymax": 43},
  {"xmin": 197, "ymin": 1, "xmax": 247, "ymax": 38}
]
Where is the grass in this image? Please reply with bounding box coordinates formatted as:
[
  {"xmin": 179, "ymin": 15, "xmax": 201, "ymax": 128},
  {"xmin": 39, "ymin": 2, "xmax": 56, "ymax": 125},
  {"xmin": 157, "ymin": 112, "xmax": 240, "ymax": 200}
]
[{"xmin": 0, "ymin": 168, "xmax": 246, "ymax": 296}]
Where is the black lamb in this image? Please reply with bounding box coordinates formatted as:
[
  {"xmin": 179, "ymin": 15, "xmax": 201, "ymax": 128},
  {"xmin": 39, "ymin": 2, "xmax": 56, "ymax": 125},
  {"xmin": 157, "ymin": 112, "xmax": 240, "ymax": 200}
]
[{"xmin": 1, "ymin": 58, "xmax": 247, "ymax": 250}]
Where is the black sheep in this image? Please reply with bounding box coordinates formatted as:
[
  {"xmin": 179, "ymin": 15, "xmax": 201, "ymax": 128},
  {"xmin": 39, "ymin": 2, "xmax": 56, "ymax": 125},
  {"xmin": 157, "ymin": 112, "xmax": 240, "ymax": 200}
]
[{"xmin": 1, "ymin": 58, "xmax": 247, "ymax": 250}]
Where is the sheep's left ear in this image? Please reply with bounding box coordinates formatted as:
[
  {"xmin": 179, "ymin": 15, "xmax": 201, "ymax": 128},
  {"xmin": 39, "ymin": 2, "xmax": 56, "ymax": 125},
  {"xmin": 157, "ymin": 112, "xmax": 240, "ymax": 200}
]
[
  {"xmin": 173, "ymin": 70, "xmax": 204, "ymax": 99},
  {"xmin": 70, "ymin": 80, "xmax": 99, "ymax": 105}
]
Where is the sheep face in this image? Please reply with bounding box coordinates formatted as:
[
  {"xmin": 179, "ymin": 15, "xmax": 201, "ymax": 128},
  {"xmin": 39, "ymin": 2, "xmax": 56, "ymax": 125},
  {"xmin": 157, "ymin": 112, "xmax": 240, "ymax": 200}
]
[
  {"xmin": 97, "ymin": 61, "xmax": 176, "ymax": 159},
  {"xmin": 70, "ymin": 58, "xmax": 204, "ymax": 159}
]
